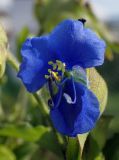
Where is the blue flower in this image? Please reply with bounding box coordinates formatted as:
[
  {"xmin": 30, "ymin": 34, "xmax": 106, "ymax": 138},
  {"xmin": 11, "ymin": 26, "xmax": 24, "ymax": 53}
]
[{"xmin": 18, "ymin": 19, "xmax": 106, "ymax": 136}]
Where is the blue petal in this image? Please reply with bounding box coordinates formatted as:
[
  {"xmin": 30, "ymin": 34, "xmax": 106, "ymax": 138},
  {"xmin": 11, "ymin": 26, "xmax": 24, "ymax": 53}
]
[
  {"xmin": 18, "ymin": 35, "xmax": 54, "ymax": 92},
  {"xmin": 50, "ymin": 79, "xmax": 100, "ymax": 137},
  {"xmin": 49, "ymin": 19, "xmax": 106, "ymax": 69}
]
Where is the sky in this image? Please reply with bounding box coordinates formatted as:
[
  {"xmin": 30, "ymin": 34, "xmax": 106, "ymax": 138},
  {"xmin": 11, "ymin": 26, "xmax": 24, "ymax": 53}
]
[
  {"xmin": 89, "ymin": 0, "xmax": 119, "ymax": 20},
  {"xmin": 0, "ymin": 0, "xmax": 13, "ymax": 11}
]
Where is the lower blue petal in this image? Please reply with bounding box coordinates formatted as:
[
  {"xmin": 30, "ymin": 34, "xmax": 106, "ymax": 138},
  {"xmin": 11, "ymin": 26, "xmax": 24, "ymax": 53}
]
[{"xmin": 50, "ymin": 79, "xmax": 100, "ymax": 137}]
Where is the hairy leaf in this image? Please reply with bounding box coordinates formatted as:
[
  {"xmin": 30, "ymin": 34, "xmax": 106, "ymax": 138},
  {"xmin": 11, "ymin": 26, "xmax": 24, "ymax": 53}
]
[{"xmin": 87, "ymin": 68, "xmax": 108, "ymax": 114}]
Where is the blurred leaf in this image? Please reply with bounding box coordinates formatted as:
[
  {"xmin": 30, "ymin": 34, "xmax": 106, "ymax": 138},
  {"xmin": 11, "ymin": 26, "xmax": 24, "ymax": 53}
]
[
  {"xmin": 38, "ymin": 130, "xmax": 63, "ymax": 156},
  {"xmin": 109, "ymin": 116, "xmax": 119, "ymax": 134},
  {"xmin": 112, "ymin": 150, "xmax": 119, "ymax": 160},
  {"xmin": 0, "ymin": 145, "xmax": 16, "ymax": 160},
  {"xmin": 83, "ymin": 136, "xmax": 105, "ymax": 160},
  {"xmin": 0, "ymin": 123, "xmax": 50, "ymax": 142},
  {"xmin": 109, "ymin": 42, "xmax": 119, "ymax": 54},
  {"xmin": 98, "ymin": 53, "xmax": 119, "ymax": 93},
  {"xmin": 88, "ymin": 68, "xmax": 108, "ymax": 114},
  {"xmin": 66, "ymin": 137, "xmax": 81, "ymax": 160},
  {"xmin": 91, "ymin": 116, "xmax": 112, "ymax": 149},
  {"xmin": 105, "ymin": 47, "xmax": 113, "ymax": 61},
  {"xmin": 0, "ymin": 25, "xmax": 8, "ymax": 79},
  {"xmin": 34, "ymin": 0, "xmax": 82, "ymax": 34},
  {"xmin": 105, "ymin": 94, "xmax": 119, "ymax": 116},
  {"xmin": 14, "ymin": 143, "xmax": 38, "ymax": 160},
  {"xmin": 0, "ymin": 123, "xmax": 63, "ymax": 157},
  {"xmin": 104, "ymin": 134, "xmax": 119, "ymax": 160},
  {"xmin": 95, "ymin": 154, "xmax": 105, "ymax": 160}
]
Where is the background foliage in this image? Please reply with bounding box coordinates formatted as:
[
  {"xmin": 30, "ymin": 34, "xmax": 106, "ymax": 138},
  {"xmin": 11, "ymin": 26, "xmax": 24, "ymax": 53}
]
[{"xmin": 0, "ymin": 0, "xmax": 119, "ymax": 159}]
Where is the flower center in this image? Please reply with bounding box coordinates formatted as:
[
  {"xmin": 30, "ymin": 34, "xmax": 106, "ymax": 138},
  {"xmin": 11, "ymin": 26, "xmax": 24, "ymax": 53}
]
[{"xmin": 45, "ymin": 60, "xmax": 66, "ymax": 82}]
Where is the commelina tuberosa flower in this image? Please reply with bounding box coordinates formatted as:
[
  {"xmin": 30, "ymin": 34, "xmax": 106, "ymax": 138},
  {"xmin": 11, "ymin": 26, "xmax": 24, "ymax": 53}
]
[{"xmin": 18, "ymin": 19, "xmax": 106, "ymax": 137}]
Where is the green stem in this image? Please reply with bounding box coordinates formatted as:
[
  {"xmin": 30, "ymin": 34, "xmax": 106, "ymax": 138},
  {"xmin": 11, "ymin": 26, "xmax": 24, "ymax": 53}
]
[
  {"xmin": 7, "ymin": 52, "xmax": 19, "ymax": 71},
  {"xmin": 33, "ymin": 93, "xmax": 48, "ymax": 116}
]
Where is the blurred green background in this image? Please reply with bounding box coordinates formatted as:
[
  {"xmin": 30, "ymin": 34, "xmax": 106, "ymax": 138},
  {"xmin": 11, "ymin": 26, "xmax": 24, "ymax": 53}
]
[{"xmin": 0, "ymin": 0, "xmax": 119, "ymax": 159}]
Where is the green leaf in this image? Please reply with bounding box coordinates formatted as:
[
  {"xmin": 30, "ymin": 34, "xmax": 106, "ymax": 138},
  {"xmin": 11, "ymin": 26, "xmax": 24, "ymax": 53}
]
[
  {"xmin": 0, "ymin": 123, "xmax": 62, "ymax": 157},
  {"xmin": 0, "ymin": 25, "xmax": 8, "ymax": 78},
  {"xmin": 95, "ymin": 153, "xmax": 105, "ymax": 160},
  {"xmin": 87, "ymin": 68, "xmax": 108, "ymax": 114},
  {"xmin": 14, "ymin": 143, "xmax": 38, "ymax": 160},
  {"xmin": 38, "ymin": 130, "xmax": 63, "ymax": 156},
  {"xmin": 66, "ymin": 131, "xmax": 88, "ymax": 159},
  {"xmin": 109, "ymin": 116, "xmax": 119, "ymax": 134},
  {"xmin": 77, "ymin": 133, "xmax": 88, "ymax": 156},
  {"xmin": 103, "ymin": 133, "xmax": 119, "ymax": 160},
  {"xmin": 66, "ymin": 137, "xmax": 81, "ymax": 160},
  {"xmin": 91, "ymin": 116, "xmax": 112, "ymax": 149},
  {"xmin": 0, "ymin": 145, "xmax": 16, "ymax": 160},
  {"xmin": 0, "ymin": 123, "xmax": 50, "ymax": 142}
]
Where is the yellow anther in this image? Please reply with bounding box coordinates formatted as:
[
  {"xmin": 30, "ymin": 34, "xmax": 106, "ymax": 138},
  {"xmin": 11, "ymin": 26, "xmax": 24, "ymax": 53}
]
[
  {"xmin": 46, "ymin": 60, "xmax": 66, "ymax": 81},
  {"xmin": 51, "ymin": 71, "xmax": 61, "ymax": 81}
]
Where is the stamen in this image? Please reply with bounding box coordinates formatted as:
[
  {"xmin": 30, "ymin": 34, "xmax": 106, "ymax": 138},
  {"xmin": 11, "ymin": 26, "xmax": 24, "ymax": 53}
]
[
  {"xmin": 54, "ymin": 77, "xmax": 69, "ymax": 87},
  {"xmin": 47, "ymin": 77, "xmax": 63, "ymax": 108},
  {"xmin": 51, "ymin": 71, "xmax": 61, "ymax": 81},
  {"xmin": 45, "ymin": 60, "xmax": 66, "ymax": 82},
  {"xmin": 48, "ymin": 78, "xmax": 54, "ymax": 98},
  {"xmin": 54, "ymin": 86, "xmax": 63, "ymax": 108}
]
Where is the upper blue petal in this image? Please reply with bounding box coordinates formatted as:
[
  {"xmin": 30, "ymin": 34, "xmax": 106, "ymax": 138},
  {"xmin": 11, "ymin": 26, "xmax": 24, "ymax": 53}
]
[
  {"xmin": 18, "ymin": 35, "xmax": 54, "ymax": 92},
  {"xmin": 50, "ymin": 79, "xmax": 100, "ymax": 137},
  {"xmin": 49, "ymin": 19, "xmax": 106, "ymax": 69}
]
